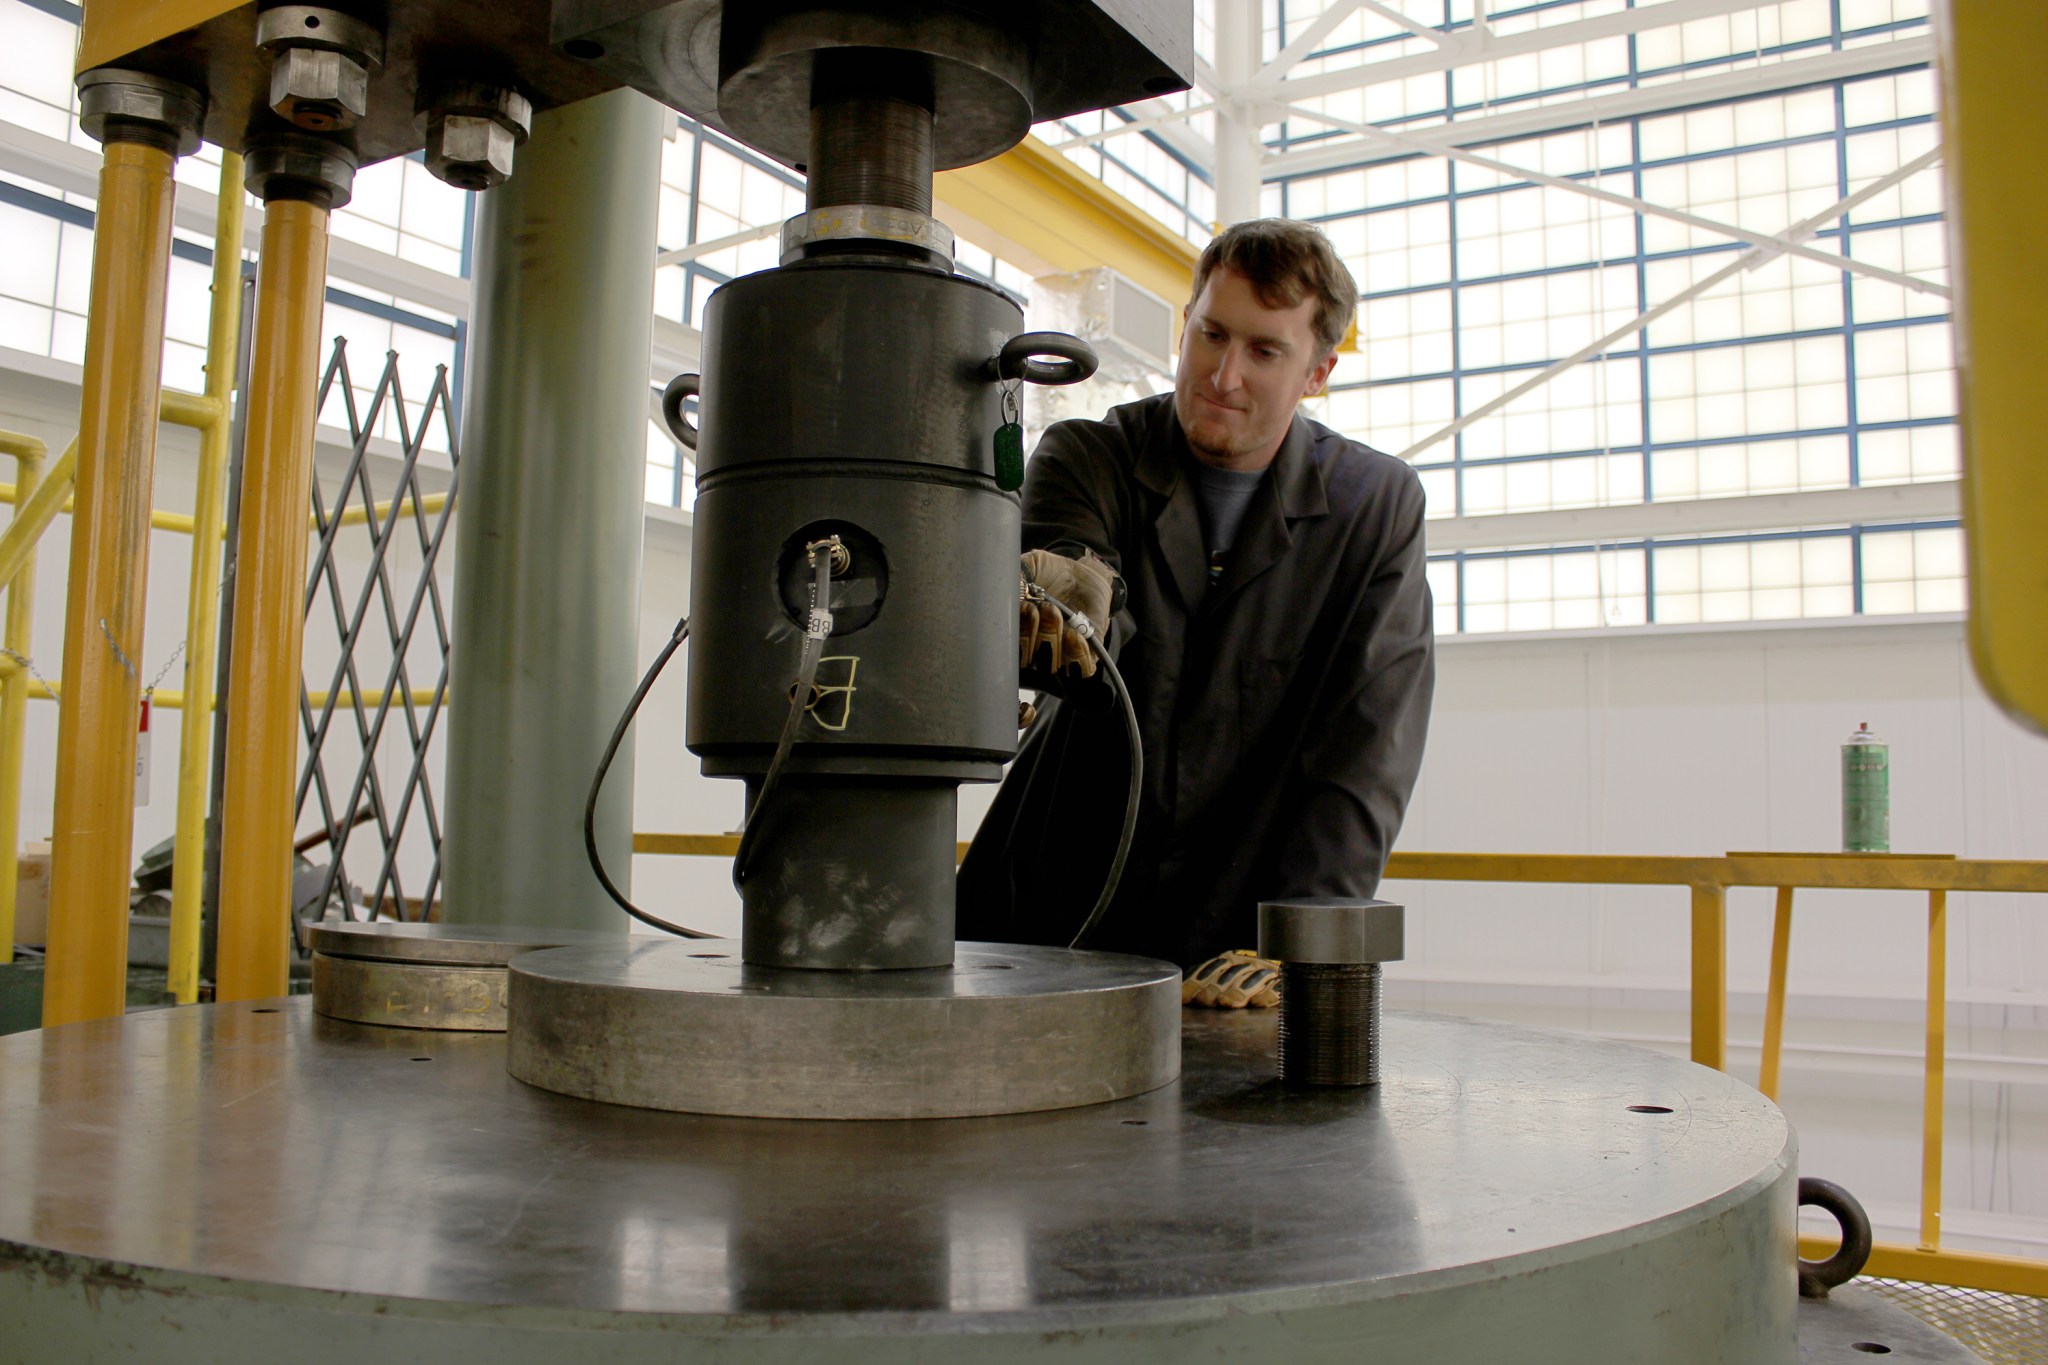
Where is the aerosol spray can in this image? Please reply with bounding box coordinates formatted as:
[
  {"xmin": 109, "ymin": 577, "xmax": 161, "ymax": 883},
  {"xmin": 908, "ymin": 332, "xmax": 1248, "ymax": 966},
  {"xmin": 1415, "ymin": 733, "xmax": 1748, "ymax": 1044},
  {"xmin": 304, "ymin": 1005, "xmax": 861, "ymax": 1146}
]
[{"xmin": 1842, "ymin": 723, "xmax": 1889, "ymax": 853}]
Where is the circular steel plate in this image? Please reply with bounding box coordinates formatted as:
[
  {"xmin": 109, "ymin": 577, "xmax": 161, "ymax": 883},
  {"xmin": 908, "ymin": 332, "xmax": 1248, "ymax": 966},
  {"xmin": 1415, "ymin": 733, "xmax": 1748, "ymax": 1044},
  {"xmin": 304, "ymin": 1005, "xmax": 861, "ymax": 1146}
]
[
  {"xmin": 311, "ymin": 954, "xmax": 513, "ymax": 1031},
  {"xmin": 0, "ymin": 1004, "xmax": 1796, "ymax": 1363},
  {"xmin": 307, "ymin": 920, "xmax": 630, "ymax": 967},
  {"xmin": 506, "ymin": 940, "xmax": 1183, "ymax": 1119}
]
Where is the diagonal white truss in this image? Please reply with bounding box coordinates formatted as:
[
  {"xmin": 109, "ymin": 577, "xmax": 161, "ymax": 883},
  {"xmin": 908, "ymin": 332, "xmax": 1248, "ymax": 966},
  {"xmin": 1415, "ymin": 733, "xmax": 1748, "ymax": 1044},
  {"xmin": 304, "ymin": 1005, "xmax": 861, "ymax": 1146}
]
[
  {"xmin": 1391, "ymin": 145, "xmax": 1945, "ymax": 464},
  {"xmin": 1278, "ymin": 103, "xmax": 1948, "ymax": 299}
]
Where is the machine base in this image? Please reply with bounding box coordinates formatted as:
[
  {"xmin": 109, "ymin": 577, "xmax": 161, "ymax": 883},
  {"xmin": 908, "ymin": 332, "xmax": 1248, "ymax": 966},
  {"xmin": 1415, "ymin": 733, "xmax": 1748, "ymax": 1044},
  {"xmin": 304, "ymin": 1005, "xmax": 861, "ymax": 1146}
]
[
  {"xmin": 505, "ymin": 939, "xmax": 1182, "ymax": 1119},
  {"xmin": 1, "ymin": 1003, "xmax": 1800, "ymax": 1363}
]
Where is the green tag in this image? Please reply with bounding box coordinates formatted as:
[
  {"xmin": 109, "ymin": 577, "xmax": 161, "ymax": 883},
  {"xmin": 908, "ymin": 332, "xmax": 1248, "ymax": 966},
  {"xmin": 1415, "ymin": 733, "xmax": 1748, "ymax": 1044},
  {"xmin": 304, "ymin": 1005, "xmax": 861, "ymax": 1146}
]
[{"xmin": 994, "ymin": 421, "xmax": 1025, "ymax": 491}]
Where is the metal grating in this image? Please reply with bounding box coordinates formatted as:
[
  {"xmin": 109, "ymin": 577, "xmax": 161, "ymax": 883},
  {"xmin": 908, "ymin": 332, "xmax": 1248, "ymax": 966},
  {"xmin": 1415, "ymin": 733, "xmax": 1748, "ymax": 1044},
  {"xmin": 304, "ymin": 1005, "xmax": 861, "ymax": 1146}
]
[
  {"xmin": 1861, "ymin": 1277, "xmax": 2048, "ymax": 1365},
  {"xmin": 292, "ymin": 339, "xmax": 460, "ymax": 941}
]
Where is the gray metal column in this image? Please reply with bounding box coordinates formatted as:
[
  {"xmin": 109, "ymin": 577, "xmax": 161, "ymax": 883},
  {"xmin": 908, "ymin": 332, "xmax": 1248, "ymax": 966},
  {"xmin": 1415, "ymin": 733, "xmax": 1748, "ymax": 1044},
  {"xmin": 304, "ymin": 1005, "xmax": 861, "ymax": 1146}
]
[{"xmin": 443, "ymin": 88, "xmax": 664, "ymax": 930}]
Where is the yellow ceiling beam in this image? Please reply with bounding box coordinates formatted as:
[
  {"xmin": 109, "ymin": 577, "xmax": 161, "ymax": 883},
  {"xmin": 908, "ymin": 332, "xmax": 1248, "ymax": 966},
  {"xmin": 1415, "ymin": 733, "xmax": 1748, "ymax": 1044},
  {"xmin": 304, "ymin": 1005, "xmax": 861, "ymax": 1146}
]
[{"xmin": 935, "ymin": 135, "xmax": 1202, "ymax": 308}]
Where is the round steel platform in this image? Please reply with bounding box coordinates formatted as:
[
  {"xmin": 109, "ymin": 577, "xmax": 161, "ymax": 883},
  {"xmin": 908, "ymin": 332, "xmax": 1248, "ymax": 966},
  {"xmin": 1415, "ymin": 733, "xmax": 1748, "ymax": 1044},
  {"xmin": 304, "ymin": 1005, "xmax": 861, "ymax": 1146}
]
[
  {"xmin": 0, "ymin": 1003, "xmax": 1796, "ymax": 1364},
  {"xmin": 308, "ymin": 921, "xmax": 635, "ymax": 1031},
  {"xmin": 506, "ymin": 939, "xmax": 1183, "ymax": 1119}
]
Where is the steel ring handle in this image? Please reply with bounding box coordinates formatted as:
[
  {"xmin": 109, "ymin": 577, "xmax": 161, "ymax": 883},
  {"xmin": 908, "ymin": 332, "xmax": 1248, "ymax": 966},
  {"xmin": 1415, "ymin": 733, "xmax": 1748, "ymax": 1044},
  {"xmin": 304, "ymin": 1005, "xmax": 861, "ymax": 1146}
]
[
  {"xmin": 661, "ymin": 372, "xmax": 700, "ymax": 451},
  {"xmin": 988, "ymin": 332, "xmax": 1099, "ymax": 386},
  {"xmin": 1796, "ymin": 1177, "xmax": 1872, "ymax": 1299}
]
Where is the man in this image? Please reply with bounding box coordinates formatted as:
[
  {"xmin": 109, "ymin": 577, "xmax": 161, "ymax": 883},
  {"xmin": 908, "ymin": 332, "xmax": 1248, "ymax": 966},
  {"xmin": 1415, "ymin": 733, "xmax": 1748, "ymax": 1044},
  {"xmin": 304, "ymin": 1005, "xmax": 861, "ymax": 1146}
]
[{"xmin": 958, "ymin": 218, "xmax": 1435, "ymax": 976}]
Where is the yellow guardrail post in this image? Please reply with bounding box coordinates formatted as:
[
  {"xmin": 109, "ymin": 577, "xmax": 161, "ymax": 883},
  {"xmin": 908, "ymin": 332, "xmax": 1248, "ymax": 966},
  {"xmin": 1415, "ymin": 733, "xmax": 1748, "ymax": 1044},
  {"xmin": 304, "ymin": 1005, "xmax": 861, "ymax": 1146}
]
[
  {"xmin": 166, "ymin": 150, "xmax": 245, "ymax": 1005},
  {"xmin": 1688, "ymin": 882, "xmax": 1728, "ymax": 1071},
  {"xmin": 1758, "ymin": 885, "xmax": 1794, "ymax": 1101},
  {"xmin": 43, "ymin": 114, "xmax": 192, "ymax": 1027},
  {"xmin": 217, "ymin": 189, "xmax": 335, "ymax": 1003},
  {"xmin": 1920, "ymin": 887, "xmax": 1947, "ymax": 1253},
  {"xmin": 0, "ymin": 432, "xmax": 46, "ymax": 964}
]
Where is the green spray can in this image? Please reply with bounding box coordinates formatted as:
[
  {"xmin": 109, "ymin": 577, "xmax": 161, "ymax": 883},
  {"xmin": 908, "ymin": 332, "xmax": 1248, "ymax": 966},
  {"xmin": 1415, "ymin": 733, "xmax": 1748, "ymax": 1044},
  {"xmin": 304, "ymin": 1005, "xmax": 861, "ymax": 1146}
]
[{"xmin": 1842, "ymin": 722, "xmax": 1890, "ymax": 853}]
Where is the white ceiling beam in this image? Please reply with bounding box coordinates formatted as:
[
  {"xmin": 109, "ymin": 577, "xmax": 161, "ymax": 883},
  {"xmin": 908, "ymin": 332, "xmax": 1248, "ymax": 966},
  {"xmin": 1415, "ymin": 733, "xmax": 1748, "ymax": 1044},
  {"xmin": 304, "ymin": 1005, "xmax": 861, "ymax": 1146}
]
[
  {"xmin": 1278, "ymin": 102, "xmax": 1947, "ymax": 298},
  {"xmin": 1252, "ymin": 0, "xmax": 1795, "ymax": 102},
  {"xmin": 1357, "ymin": 1, "xmax": 1458, "ymax": 49},
  {"xmin": 1425, "ymin": 478, "xmax": 1959, "ymax": 552},
  {"xmin": 1395, "ymin": 145, "xmax": 1943, "ymax": 463},
  {"xmin": 1048, "ymin": 99, "xmax": 1221, "ymax": 153},
  {"xmin": 1254, "ymin": 1, "xmax": 1369, "ymax": 85},
  {"xmin": 1265, "ymin": 36, "xmax": 1935, "ymax": 179},
  {"xmin": 653, "ymin": 221, "xmax": 780, "ymax": 269}
]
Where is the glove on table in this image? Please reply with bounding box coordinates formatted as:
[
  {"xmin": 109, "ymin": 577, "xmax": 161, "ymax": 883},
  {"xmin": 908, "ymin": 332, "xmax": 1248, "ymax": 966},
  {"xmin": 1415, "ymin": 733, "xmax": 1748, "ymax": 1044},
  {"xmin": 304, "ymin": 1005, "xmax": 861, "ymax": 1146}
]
[{"xmin": 1182, "ymin": 950, "xmax": 1282, "ymax": 1009}]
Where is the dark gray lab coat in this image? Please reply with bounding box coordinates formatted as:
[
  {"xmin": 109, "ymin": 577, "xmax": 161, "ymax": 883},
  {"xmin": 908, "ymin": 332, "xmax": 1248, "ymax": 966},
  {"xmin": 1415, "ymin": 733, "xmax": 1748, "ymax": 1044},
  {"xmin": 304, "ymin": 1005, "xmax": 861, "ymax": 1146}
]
[{"xmin": 958, "ymin": 393, "xmax": 1435, "ymax": 967}]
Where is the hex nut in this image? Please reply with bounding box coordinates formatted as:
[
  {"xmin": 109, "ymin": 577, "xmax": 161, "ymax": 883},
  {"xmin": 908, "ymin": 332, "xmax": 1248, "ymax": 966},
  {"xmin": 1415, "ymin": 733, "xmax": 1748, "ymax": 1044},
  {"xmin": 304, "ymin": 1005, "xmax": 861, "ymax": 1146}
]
[
  {"xmin": 427, "ymin": 113, "xmax": 518, "ymax": 191},
  {"xmin": 420, "ymin": 85, "xmax": 532, "ymax": 192},
  {"xmin": 269, "ymin": 46, "xmax": 370, "ymax": 131},
  {"xmin": 1258, "ymin": 898, "xmax": 1405, "ymax": 966}
]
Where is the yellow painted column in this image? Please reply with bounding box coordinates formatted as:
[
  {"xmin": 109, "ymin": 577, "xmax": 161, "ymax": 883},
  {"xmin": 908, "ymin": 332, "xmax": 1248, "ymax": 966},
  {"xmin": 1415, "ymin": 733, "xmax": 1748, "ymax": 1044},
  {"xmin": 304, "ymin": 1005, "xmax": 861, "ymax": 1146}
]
[
  {"xmin": 42, "ymin": 138, "xmax": 183, "ymax": 1027},
  {"xmin": 1757, "ymin": 885, "xmax": 1794, "ymax": 1101},
  {"xmin": 165, "ymin": 152, "xmax": 246, "ymax": 1004},
  {"xmin": 215, "ymin": 197, "xmax": 331, "ymax": 1002},
  {"xmin": 1919, "ymin": 888, "xmax": 1948, "ymax": 1251},
  {"xmin": 0, "ymin": 434, "xmax": 45, "ymax": 964},
  {"xmin": 1688, "ymin": 882, "xmax": 1727, "ymax": 1071}
]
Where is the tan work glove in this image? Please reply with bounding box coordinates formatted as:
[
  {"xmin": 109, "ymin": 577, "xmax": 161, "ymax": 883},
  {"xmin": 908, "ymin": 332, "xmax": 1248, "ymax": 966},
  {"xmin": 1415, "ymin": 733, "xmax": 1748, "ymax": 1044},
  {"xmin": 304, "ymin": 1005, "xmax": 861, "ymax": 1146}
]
[
  {"xmin": 1183, "ymin": 950, "xmax": 1282, "ymax": 1009},
  {"xmin": 1019, "ymin": 548, "xmax": 1114, "ymax": 679}
]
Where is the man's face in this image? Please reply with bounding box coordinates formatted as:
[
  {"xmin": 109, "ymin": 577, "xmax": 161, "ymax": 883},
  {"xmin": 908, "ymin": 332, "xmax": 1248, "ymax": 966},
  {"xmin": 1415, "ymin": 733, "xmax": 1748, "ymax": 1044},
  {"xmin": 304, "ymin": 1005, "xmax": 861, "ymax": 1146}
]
[{"xmin": 1173, "ymin": 265, "xmax": 1340, "ymax": 471}]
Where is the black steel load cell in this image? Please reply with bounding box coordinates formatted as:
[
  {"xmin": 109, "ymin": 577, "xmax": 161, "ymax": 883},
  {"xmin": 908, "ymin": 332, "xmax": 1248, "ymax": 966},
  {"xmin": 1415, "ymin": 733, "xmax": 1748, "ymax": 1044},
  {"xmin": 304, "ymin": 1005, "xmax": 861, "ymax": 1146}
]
[{"xmin": 670, "ymin": 1, "xmax": 1189, "ymax": 974}]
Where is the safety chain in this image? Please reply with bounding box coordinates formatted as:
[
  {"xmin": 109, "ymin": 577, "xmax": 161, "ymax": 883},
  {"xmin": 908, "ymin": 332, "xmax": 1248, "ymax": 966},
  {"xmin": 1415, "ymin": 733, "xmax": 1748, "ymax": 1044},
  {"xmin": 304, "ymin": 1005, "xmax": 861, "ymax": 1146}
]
[{"xmin": 0, "ymin": 646, "xmax": 54, "ymax": 696}]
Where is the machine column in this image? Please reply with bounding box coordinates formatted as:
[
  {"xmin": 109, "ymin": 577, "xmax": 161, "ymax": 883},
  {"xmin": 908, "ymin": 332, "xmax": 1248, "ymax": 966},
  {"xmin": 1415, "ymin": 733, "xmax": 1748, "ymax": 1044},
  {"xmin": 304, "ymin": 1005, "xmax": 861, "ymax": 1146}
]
[
  {"xmin": 216, "ymin": 137, "xmax": 354, "ymax": 1002},
  {"xmin": 41, "ymin": 70, "xmax": 204, "ymax": 1027},
  {"xmin": 442, "ymin": 89, "xmax": 665, "ymax": 932}
]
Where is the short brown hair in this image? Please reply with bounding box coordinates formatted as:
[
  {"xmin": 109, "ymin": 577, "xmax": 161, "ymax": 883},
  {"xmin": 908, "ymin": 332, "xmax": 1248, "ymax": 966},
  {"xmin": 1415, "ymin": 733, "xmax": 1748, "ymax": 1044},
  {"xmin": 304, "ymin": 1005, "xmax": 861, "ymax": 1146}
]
[{"xmin": 1191, "ymin": 219, "xmax": 1358, "ymax": 357}]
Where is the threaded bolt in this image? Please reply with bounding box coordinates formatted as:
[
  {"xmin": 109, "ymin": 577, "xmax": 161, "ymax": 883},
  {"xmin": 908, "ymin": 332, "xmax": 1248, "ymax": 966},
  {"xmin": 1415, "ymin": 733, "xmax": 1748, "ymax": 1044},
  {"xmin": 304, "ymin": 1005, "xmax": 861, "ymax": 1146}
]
[
  {"xmin": 1259, "ymin": 899, "xmax": 1404, "ymax": 1089},
  {"xmin": 1278, "ymin": 962, "xmax": 1382, "ymax": 1087}
]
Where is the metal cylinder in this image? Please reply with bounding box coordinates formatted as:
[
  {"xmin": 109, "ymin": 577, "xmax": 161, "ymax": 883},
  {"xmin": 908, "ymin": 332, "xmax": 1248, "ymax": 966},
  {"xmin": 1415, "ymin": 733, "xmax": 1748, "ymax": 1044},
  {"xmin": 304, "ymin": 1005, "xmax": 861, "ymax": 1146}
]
[
  {"xmin": 215, "ymin": 197, "xmax": 333, "ymax": 1003},
  {"xmin": 1279, "ymin": 961, "xmax": 1382, "ymax": 1087},
  {"xmin": 738, "ymin": 778, "xmax": 958, "ymax": 969},
  {"xmin": 686, "ymin": 264, "xmax": 1021, "ymax": 970},
  {"xmin": 807, "ymin": 96, "xmax": 935, "ymax": 213},
  {"xmin": 41, "ymin": 138, "xmax": 182, "ymax": 1026},
  {"xmin": 442, "ymin": 88, "xmax": 665, "ymax": 933}
]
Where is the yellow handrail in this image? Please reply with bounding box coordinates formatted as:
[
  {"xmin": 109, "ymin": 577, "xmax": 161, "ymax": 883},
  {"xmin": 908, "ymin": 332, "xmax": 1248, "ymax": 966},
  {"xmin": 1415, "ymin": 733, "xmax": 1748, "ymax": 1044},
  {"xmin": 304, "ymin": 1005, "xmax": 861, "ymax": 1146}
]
[
  {"xmin": 0, "ymin": 484, "xmax": 451, "ymax": 539},
  {"xmin": 4, "ymin": 676, "xmax": 442, "ymax": 712},
  {"xmin": 627, "ymin": 834, "xmax": 2048, "ymax": 1299}
]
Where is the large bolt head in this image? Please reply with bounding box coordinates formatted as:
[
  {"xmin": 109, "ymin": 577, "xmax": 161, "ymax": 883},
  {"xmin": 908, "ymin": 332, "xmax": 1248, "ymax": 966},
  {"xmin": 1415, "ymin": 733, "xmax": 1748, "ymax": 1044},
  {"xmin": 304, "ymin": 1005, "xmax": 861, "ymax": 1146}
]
[
  {"xmin": 269, "ymin": 46, "xmax": 369, "ymax": 132},
  {"xmin": 427, "ymin": 113, "xmax": 518, "ymax": 191}
]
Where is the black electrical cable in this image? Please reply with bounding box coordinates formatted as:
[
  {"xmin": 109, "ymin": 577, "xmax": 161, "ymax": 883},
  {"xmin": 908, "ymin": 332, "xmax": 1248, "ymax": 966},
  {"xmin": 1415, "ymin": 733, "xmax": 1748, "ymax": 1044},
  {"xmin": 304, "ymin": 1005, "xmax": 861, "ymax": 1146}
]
[
  {"xmin": 732, "ymin": 543, "xmax": 837, "ymax": 889},
  {"xmin": 1036, "ymin": 593, "xmax": 1143, "ymax": 952},
  {"xmin": 583, "ymin": 615, "xmax": 714, "ymax": 938}
]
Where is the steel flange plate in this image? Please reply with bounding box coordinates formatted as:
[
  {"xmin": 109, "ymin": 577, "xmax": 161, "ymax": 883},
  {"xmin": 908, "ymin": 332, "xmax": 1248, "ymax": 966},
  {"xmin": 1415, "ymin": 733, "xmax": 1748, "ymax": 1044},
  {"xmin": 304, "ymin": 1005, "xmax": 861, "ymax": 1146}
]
[{"xmin": 506, "ymin": 939, "xmax": 1182, "ymax": 1119}]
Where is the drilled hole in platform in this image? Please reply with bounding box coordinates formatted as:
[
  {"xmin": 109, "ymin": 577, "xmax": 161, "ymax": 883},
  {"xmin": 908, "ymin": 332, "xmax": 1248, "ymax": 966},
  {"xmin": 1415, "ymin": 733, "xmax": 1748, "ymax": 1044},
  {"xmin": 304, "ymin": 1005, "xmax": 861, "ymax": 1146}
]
[
  {"xmin": 1120, "ymin": 1119, "xmax": 1147, "ymax": 1126},
  {"xmin": 410, "ymin": 1056, "xmax": 432, "ymax": 1062},
  {"xmin": 1626, "ymin": 1104, "xmax": 1673, "ymax": 1114},
  {"xmin": 689, "ymin": 953, "xmax": 729, "ymax": 959},
  {"xmin": 250, "ymin": 1008, "xmax": 279, "ymax": 1014},
  {"xmin": 1850, "ymin": 1346, "xmax": 1892, "ymax": 1355},
  {"xmin": 971, "ymin": 963, "xmax": 1015, "ymax": 970}
]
